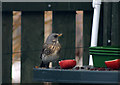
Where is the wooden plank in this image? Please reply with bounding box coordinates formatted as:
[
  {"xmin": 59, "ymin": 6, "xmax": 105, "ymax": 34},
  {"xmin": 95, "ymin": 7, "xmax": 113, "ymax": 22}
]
[
  {"xmin": 111, "ymin": 2, "xmax": 120, "ymax": 46},
  {"xmin": 2, "ymin": 2, "xmax": 93, "ymax": 11},
  {"xmin": 21, "ymin": 11, "xmax": 44, "ymax": 83},
  {"xmin": 70, "ymin": 2, "xmax": 93, "ymax": 11},
  {"xmin": 52, "ymin": 11, "xmax": 76, "ymax": 61},
  {"xmin": 2, "ymin": 11, "xmax": 12, "ymax": 83},
  {"xmin": 103, "ymin": 2, "xmax": 112, "ymax": 46},
  {"xmin": 97, "ymin": 4, "xmax": 103, "ymax": 46},
  {"xmin": 83, "ymin": 11, "xmax": 93, "ymax": 65}
]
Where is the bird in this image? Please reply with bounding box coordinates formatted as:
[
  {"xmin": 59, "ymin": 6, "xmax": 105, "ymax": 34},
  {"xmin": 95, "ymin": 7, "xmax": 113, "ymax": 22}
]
[{"xmin": 40, "ymin": 33, "xmax": 62, "ymax": 68}]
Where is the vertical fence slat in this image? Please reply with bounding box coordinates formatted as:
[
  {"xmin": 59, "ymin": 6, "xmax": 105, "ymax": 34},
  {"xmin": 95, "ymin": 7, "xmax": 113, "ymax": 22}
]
[
  {"xmin": 98, "ymin": 4, "xmax": 103, "ymax": 46},
  {"xmin": 103, "ymin": 2, "xmax": 112, "ymax": 46},
  {"xmin": 53, "ymin": 11, "xmax": 76, "ymax": 60},
  {"xmin": 119, "ymin": 2, "xmax": 120, "ymax": 47},
  {"xmin": 2, "ymin": 11, "xmax": 12, "ymax": 83},
  {"xmin": 21, "ymin": 11, "xmax": 44, "ymax": 83},
  {"xmin": 111, "ymin": 2, "xmax": 120, "ymax": 46},
  {"xmin": 83, "ymin": 11, "xmax": 93, "ymax": 65},
  {"xmin": 103, "ymin": 2, "xmax": 120, "ymax": 46}
]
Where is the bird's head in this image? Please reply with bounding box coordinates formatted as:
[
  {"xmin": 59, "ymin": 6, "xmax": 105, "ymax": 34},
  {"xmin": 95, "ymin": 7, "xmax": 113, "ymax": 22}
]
[{"xmin": 46, "ymin": 33, "xmax": 62, "ymax": 43}]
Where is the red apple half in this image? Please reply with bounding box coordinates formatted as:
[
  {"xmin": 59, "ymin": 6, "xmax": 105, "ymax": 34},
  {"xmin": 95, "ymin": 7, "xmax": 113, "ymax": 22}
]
[
  {"xmin": 105, "ymin": 59, "xmax": 120, "ymax": 69},
  {"xmin": 59, "ymin": 60, "xmax": 76, "ymax": 69}
]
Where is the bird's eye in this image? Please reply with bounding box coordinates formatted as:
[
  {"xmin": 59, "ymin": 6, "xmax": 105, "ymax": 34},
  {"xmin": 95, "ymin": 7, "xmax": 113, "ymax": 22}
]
[{"xmin": 54, "ymin": 35, "xmax": 58, "ymax": 38}]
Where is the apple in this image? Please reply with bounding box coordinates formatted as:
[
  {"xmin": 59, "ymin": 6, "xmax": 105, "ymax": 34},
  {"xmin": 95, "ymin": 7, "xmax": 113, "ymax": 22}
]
[
  {"xmin": 59, "ymin": 60, "xmax": 76, "ymax": 69},
  {"xmin": 105, "ymin": 59, "xmax": 120, "ymax": 69}
]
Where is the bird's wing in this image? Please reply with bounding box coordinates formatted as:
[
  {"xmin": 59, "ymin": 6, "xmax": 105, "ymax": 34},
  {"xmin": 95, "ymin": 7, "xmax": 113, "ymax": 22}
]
[
  {"xmin": 43, "ymin": 43, "xmax": 54, "ymax": 55},
  {"xmin": 40, "ymin": 43, "xmax": 56, "ymax": 59}
]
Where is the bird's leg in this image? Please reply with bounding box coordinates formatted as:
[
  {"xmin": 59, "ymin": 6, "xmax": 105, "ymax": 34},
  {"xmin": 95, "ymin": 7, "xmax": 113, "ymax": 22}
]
[
  {"xmin": 45, "ymin": 62, "xmax": 49, "ymax": 68},
  {"xmin": 40, "ymin": 61, "xmax": 45, "ymax": 68}
]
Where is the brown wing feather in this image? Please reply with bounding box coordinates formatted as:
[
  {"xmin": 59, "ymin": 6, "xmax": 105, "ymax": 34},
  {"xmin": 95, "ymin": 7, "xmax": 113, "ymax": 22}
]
[{"xmin": 40, "ymin": 43, "xmax": 61, "ymax": 58}]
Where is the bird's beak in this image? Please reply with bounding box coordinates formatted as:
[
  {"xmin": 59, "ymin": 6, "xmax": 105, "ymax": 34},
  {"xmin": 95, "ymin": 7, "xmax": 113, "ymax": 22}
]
[{"xmin": 58, "ymin": 33, "xmax": 62, "ymax": 37}]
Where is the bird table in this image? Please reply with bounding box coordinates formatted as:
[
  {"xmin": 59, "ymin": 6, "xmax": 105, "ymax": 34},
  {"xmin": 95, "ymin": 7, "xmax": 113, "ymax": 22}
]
[{"xmin": 33, "ymin": 68, "xmax": 119, "ymax": 84}]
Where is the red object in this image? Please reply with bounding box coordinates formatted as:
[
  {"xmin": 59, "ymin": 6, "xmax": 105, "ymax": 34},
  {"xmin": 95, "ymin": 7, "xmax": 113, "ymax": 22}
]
[
  {"xmin": 105, "ymin": 59, "xmax": 120, "ymax": 69},
  {"xmin": 59, "ymin": 60, "xmax": 76, "ymax": 69}
]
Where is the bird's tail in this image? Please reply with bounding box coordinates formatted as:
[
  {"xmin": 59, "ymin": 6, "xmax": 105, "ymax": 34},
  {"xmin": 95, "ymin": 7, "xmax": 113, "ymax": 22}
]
[{"xmin": 40, "ymin": 61, "xmax": 45, "ymax": 67}]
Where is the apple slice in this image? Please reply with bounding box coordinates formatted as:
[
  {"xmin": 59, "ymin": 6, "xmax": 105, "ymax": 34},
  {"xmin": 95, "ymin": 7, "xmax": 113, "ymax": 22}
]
[
  {"xmin": 59, "ymin": 60, "xmax": 76, "ymax": 69},
  {"xmin": 105, "ymin": 59, "xmax": 120, "ymax": 69}
]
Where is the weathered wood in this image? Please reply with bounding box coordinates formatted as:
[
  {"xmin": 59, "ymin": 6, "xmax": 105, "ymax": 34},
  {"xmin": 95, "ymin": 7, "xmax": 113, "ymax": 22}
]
[
  {"xmin": 21, "ymin": 11, "xmax": 44, "ymax": 83},
  {"xmin": 2, "ymin": 11, "xmax": 12, "ymax": 83},
  {"xmin": 52, "ymin": 11, "xmax": 76, "ymax": 61},
  {"xmin": 2, "ymin": 2, "xmax": 93, "ymax": 11},
  {"xmin": 83, "ymin": 11, "xmax": 93, "ymax": 65}
]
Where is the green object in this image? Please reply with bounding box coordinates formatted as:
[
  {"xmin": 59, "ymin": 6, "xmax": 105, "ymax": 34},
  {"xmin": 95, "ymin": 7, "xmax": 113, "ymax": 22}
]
[{"xmin": 89, "ymin": 46, "xmax": 120, "ymax": 67}]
